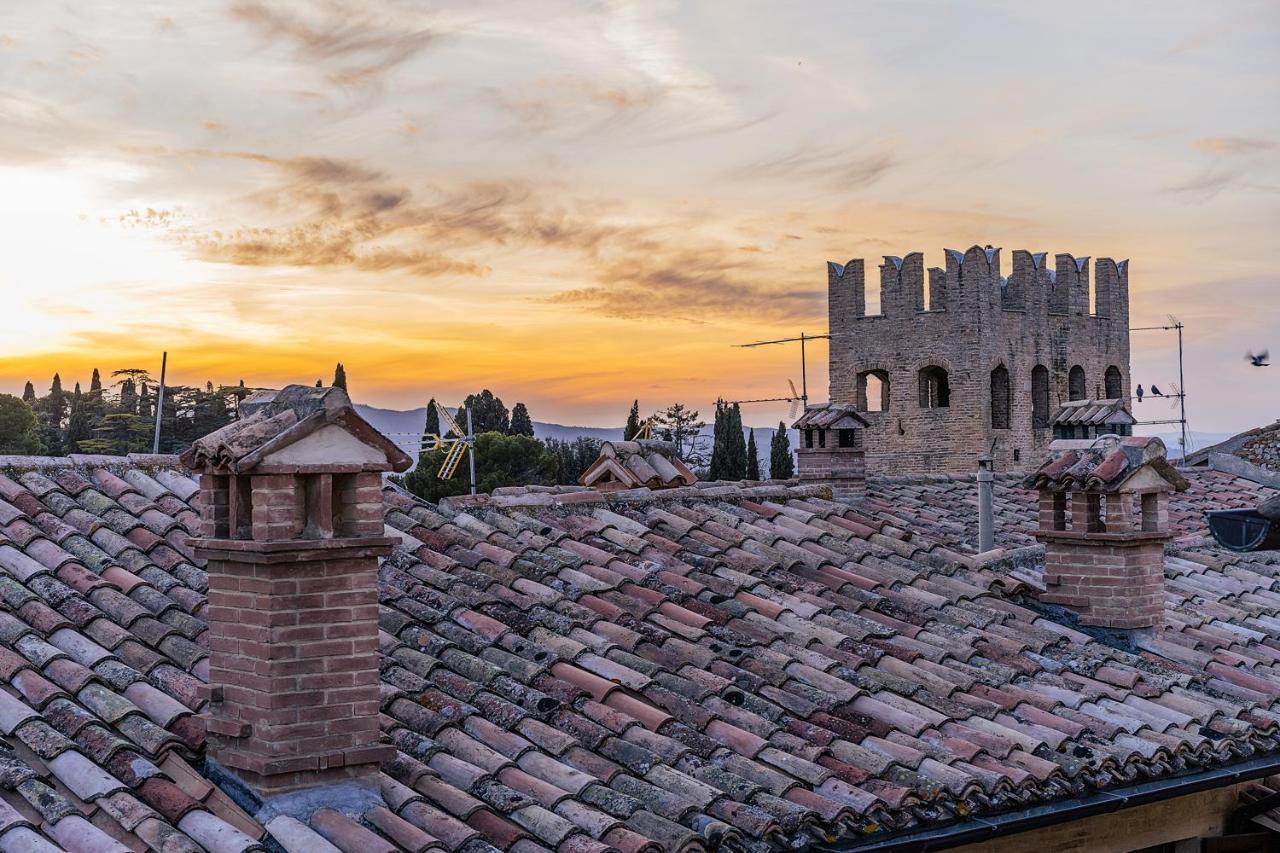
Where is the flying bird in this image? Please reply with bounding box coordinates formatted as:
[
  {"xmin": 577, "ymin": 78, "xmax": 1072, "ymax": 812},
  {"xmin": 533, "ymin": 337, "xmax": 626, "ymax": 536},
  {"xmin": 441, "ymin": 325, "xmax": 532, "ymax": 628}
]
[
  {"xmin": 1135, "ymin": 384, "xmax": 1144, "ymax": 402},
  {"xmin": 1247, "ymin": 350, "xmax": 1270, "ymax": 367},
  {"xmin": 1151, "ymin": 385, "xmax": 1164, "ymax": 397}
]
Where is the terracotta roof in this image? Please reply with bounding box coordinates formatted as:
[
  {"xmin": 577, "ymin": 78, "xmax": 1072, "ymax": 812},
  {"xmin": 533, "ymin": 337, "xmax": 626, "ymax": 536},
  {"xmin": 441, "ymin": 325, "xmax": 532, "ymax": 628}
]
[
  {"xmin": 0, "ymin": 454, "xmax": 1277, "ymax": 850},
  {"xmin": 1050, "ymin": 399, "xmax": 1134, "ymax": 428},
  {"xmin": 180, "ymin": 385, "xmax": 412, "ymax": 474},
  {"xmin": 578, "ymin": 441, "xmax": 697, "ymax": 491},
  {"xmin": 791, "ymin": 404, "xmax": 869, "ymax": 431},
  {"xmin": 1022, "ymin": 435, "xmax": 1188, "ymax": 493},
  {"xmin": 860, "ymin": 468, "xmax": 1277, "ymax": 555}
]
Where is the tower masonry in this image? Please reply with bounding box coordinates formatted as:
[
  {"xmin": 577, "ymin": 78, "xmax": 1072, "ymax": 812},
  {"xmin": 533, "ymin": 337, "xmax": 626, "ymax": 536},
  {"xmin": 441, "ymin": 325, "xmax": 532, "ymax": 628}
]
[{"xmin": 827, "ymin": 245, "xmax": 1131, "ymax": 473}]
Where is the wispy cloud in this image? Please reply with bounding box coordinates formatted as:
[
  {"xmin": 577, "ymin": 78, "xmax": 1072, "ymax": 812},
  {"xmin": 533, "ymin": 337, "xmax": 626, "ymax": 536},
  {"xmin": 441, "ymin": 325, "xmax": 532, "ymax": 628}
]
[
  {"xmin": 1190, "ymin": 136, "xmax": 1277, "ymax": 156},
  {"xmin": 229, "ymin": 0, "xmax": 438, "ymax": 89},
  {"xmin": 731, "ymin": 145, "xmax": 898, "ymax": 190}
]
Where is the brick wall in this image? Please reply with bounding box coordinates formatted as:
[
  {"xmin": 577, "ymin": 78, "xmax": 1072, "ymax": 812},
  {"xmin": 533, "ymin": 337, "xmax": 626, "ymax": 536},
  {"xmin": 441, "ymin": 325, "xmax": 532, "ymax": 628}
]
[
  {"xmin": 828, "ymin": 247, "xmax": 1131, "ymax": 474},
  {"xmin": 202, "ymin": 545, "xmax": 391, "ymax": 794},
  {"xmin": 796, "ymin": 446, "xmax": 866, "ymax": 499}
]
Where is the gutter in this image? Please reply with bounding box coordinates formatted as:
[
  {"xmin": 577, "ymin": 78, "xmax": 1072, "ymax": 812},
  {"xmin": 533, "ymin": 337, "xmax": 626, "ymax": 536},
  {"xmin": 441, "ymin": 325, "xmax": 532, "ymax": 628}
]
[{"xmin": 821, "ymin": 752, "xmax": 1280, "ymax": 852}]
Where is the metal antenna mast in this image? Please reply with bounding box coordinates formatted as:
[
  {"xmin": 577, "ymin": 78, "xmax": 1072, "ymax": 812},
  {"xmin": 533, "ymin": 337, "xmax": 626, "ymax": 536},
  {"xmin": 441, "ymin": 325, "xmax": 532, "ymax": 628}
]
[
  {"xmin": 736, "ymin": 331, "xmax": 835, "ymax": 407},
  {"xmin": 1131, "ymin": 317, "xmax": 1189, "ymax": 456}
]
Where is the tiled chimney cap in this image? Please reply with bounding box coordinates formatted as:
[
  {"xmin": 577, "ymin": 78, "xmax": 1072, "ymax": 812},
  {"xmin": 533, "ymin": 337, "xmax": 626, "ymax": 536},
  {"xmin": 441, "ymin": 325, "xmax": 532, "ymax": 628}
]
[
  {"xmin": 1051, "ymin": 398, "xmax": 1135, "ymax": 429},
  {"xmin": 579, "ymin": 439, "xmax": 697, "ymax": 490},
  {"xmin": 792, "ymin": 401, "xmax": 869, "ymax": 431},
  {"xmin": 179, "ymin": 384, "xmax": 413, "ymax": 475},
  {"xmin": 1023, "ymin": 434, "xmax": 1188, "ymax": 493}
]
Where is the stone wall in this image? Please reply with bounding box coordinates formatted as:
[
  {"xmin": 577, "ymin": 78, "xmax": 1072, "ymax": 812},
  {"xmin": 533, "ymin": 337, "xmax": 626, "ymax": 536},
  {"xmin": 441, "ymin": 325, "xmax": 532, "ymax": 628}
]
[
  {"xmin": 828, "ymin": 246, "xmax": 1131, "ymax": 474},
  {"xmin": 1238, "ymin": 422, "xmax": 1280, "ymax": 470}
]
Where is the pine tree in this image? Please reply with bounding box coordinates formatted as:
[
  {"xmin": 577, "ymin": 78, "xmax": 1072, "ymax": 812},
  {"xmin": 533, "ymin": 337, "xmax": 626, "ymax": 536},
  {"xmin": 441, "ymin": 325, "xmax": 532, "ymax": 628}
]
[
  {"xmin": 423, "ymin": 398, "xmax": 441, "ymax": 439},
  {"xmin": 509, "ymin": 403, "xmax": 534, "ymax": 437},
  {"xmin": 333, "ymin": 363, "xmax": 347, "ymax": 391},
  {"xmin": 624, "ymin": 400, "xmax": 641, "ymax": 440},
  {"xmin": 22, "ymin": 382, "xmax": 34, "ymax": 403},
  {"xmin": 769, "ymin": 422, "xmax": 795, "ymax": 479},
  {"xmin": 458, "ymin": 390, "xmax": 509, "ymax": 434},
  {"xmin": 746, "ymin": 429, "xmax": 760, "ymax": 480}
]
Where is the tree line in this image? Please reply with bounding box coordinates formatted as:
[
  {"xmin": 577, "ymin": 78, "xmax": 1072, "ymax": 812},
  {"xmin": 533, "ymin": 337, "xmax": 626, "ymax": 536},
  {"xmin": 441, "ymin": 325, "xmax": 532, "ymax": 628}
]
[
  {"xmin": 398, "ymin": 392, "xmax": 794, "ymax": 502},
  {"xmin": 0, "ymin": 362, "xmax": 356, "ymax": 457},
  {"xmin": 0, "ymin": 369, "xmax": 249, "ymax": 456}
]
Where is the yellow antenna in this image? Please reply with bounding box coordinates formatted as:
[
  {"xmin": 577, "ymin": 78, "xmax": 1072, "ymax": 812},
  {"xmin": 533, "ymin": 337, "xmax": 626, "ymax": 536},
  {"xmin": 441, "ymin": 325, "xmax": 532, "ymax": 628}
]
[{"xmin": 421, "ymin": 401, "xmax": 477, "ymax": 494}]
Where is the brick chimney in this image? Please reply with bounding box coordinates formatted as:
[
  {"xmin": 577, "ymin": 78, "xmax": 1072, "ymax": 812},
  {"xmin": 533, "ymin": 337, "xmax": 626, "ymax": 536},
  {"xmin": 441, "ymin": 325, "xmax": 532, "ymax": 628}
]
[
  {"xmin": 792, "ymin": 402, "xmax": 869, "ymax": 500},
  {"xmin": 181, "ymin": 385, "xmax": 413, "ymax": 796},
  {"xmin": 1024, "ymin": 435, "xmax": 1187, "ymax": 632}
]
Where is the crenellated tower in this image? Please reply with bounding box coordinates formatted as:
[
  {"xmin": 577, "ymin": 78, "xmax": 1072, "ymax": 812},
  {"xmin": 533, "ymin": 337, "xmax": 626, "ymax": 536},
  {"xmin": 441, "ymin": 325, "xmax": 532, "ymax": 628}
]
[{"xmin": 827, "ymin": 245, "xmax": 1131, "ymax": 474}]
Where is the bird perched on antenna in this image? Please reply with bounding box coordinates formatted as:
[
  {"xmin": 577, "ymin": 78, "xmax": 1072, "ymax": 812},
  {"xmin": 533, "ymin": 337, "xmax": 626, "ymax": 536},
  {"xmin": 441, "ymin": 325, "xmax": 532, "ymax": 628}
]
[
  {"xmin": 1135, "ymin": 384, "xmax": 1144, "ymax": 403},
  {"xmin": 1247, "ymin": 350, "xmax": 1270, "ymax": 367},
  {"xmin": 1150, "ymin": 385, "xmax": 1164, "ymax": 397}
]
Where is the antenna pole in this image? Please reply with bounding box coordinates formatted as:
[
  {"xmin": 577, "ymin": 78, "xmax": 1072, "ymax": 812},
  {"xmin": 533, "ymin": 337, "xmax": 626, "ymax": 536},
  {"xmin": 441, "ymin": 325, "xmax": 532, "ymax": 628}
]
[
  {"xmin": 799, "ymin": 333, "xmax": 808, "ymax": 404},
  {"xmin": 466, "ymin": 407, "xmax": 477, "ymax": 496},
  {"xmin": 152, "ymin": 352, "xmax": 167, "ymax": 454},
  {"xmin": 1176, "ymin": 321, "xmax": 1187, "ymax": 456}
]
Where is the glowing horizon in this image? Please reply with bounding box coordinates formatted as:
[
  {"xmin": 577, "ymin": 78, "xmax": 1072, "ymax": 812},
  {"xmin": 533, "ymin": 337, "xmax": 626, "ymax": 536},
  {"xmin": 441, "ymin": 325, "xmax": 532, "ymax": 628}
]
[{"xmin": 2, "ymin": 1, "xmax": 1277, "ymax": 435}]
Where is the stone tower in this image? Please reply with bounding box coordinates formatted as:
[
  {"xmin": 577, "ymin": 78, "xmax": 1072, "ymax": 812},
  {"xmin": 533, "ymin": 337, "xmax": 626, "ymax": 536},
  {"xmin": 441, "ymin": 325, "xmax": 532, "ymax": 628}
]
[{"xmin": 827, "ymin": 246, "xmax": 1131, "ymax": 473}]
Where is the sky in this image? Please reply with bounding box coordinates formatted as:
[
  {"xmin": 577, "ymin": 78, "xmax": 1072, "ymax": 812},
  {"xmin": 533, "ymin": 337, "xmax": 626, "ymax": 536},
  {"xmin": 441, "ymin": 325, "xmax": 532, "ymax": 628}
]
[{"xmin": 1, "ymin": 1, "xmax": 1277, "ymax": 438}]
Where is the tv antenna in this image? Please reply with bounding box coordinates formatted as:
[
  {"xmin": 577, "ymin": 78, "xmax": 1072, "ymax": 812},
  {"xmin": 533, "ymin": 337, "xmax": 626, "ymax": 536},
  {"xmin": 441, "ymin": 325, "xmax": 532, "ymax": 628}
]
[
  {"xmin": 421, "ymin": 401, "xmax": 477, "ymax": 495},
  {"xmin": 728, "ymin": 379, "xmax": 805, "ymax": 420},
  {"xmin": 1131, "ymin": 315, "xmax": 1189, "ymax": 456}
]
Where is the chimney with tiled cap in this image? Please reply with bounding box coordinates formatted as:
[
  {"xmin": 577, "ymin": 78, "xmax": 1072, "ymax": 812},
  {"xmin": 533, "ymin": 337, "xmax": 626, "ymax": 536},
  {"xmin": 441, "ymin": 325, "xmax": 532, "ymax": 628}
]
[
  {"xmin": 792, "ymin": 402, "xmax": 869, "ymax": 500},
  {"xmin": 180, "ymin": 385, "xmax": 412, "ymax": 796},
  {"xmin": 1024, "ymin": 435, "xmax": 1187, "ymax": 632}
]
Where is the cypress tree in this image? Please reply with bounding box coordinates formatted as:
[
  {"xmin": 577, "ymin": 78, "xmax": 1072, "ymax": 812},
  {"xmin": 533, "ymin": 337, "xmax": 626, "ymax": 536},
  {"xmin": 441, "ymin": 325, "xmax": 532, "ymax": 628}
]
[
  {"xmin": 139, "ymin": 382, "xmax": 151, "ymax": 418},
  {"xmin": 624, "ymin": 400, "xmax": 641, "ymax": 440},
  {"xmin": 769, "ymin": 422, "xmax": 795, "ymax": 479},
  {"xmin": 333, "ymin": 363, "xmax": 347, "ymax": 391},
  {"xmin": 34, "ymin": 374, "xmax": 67, "ymax": 456},
  {"xmin": 424, "ymin": 398, "xmax": 441, "ymax": 438},
  {"xmin": 22, "ymin": 382, "xmax": 34, "ymax": 403},
  {"xmin": 90, "ymin": 369, "xmax": 102, "ymax": 394},
  {"xmin": 708, "ymin": 399, "xmax": 726, "ymax": 481},
  {"xmin": 726, "ymin": 403, "xmax": 747, "ymax": 480},
  {"xmin": 66, "ymin": 384, "xmax": 92, "ymax": 452},
  {"xmin": 509, "ymin": 403, "xmax": 534, "ymax": 437},
  {"xmin": 746, "ymin": 429, "xmax": 760, "ymax": 480},
  {"xmin": 119, "ymin": 379, "xmax": 138, "ymax": 414},
  {"xmin": 316, "ymin": 379, "xmax": 322, "ymax": 387}
]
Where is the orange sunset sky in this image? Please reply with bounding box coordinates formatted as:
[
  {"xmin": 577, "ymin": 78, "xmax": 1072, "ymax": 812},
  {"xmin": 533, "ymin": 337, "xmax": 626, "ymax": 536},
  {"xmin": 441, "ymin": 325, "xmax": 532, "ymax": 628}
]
[{"xmin": 1, "ymin": 1, "xmax": 1277, "ymax": 436}]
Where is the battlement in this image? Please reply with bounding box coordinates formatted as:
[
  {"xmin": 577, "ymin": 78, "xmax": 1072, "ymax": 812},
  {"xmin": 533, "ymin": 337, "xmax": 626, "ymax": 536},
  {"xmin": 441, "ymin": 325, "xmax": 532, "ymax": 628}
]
[
  {"xmin": 826, "ymin": 243, "xmax": 1132, "ymax": 475},
  {"xmin": 827, "ymin": 245, "xmax": 1129, "ymax": 323}
]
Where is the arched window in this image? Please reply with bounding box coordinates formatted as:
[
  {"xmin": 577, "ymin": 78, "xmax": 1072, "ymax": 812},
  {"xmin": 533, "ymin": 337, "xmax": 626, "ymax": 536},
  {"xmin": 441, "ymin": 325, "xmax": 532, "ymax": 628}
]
[
  {"xmin": 1032, "ymin": 365, "xmax": 1050, "ymax": 429},
  {"xmin": 856, "ymin": 370, "xmax": 890, "ymax": 412},
  {"xmin": 918, "ymin": 366, "xmax": 950, "ymax": 409},
  {"xmin": 990, "ymin": 365, "xmax": 1010, "ymax": 429},
  {"xmin": 1068, "ymin": 365, "xmax": 1086, "ymax": 401},
  {"xmin": 1104, "ymin": 366, "xmax": 1123, "ymax": 400}
]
